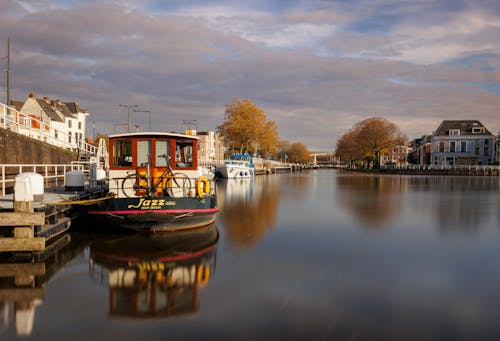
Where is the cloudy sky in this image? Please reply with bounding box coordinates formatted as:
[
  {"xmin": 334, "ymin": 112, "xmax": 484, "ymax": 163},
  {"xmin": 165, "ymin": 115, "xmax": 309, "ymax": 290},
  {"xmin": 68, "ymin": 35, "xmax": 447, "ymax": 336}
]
[{"xmin": 1, "ymin": 0, "xmax": 500, "ymax": 150}]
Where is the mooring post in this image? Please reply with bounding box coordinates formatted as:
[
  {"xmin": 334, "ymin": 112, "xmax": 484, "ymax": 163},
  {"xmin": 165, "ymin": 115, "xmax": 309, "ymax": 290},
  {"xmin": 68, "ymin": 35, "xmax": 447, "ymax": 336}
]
[{"xmin": 13, "ymin": 174, "xmax": 35, "ymax": 239}]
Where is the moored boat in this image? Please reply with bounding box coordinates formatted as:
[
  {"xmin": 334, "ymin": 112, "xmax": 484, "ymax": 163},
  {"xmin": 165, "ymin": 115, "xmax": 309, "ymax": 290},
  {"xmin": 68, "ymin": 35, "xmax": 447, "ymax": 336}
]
[
  {"xmin": 87, "ymin": 132, "xmax": 218, "ymax": 232},
  {"xmin": 215, "ymin": 153, "xmax": 255, "ymax": 178}
]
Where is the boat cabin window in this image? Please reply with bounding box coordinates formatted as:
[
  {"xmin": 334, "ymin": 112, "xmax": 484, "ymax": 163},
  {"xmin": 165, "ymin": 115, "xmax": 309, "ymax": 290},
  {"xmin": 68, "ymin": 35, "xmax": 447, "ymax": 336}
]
[
  {"xmin": 137, "ymin": 140, "xmax": 152, "ymax": 166},
  {"xmin": 155, "ymin": 140, "xmax": 170, "ymax": 167},
  {"xmin": 113, "ymin": 139, "xmax": 132, "ymax": 168},
  {"xmin": 175, "ymin": 140, "xmax": 193, "ymax": 168}
]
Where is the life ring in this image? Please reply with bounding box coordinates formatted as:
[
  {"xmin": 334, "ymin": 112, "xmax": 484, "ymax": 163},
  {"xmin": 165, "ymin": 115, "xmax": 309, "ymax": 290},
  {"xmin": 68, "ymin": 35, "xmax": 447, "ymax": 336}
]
[
  {"xmin": 197, "ymin": 264, "xmax": 210, "ymax": 288},
  {"xmin": 196, "ymin": 176, "xmax": 210, "ymax": 197}
]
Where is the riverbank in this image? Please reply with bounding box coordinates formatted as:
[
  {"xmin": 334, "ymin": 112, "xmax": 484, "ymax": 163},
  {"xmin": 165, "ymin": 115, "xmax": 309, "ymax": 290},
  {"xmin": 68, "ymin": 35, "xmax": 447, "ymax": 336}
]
[{"xmin": 341, "ymin": 165, "xmax": 500, "ymax": 176}]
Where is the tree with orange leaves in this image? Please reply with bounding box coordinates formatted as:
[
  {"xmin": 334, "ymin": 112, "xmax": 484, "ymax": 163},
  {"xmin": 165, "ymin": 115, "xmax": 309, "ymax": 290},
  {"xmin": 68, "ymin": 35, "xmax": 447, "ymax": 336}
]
[
  {"xmin": 336, "ymin": 117, "xmax": 407, "ymax": 168},
  {"xmin": 217, "ymin": 97, "xmax": 279, "ymax": 157}
]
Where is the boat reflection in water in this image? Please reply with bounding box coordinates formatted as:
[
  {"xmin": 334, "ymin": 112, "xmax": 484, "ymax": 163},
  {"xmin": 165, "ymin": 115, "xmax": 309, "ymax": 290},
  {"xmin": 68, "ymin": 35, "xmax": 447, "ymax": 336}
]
[{"xmin": 88, "ymin": 224, "xmax": 219, "ymax": 318}]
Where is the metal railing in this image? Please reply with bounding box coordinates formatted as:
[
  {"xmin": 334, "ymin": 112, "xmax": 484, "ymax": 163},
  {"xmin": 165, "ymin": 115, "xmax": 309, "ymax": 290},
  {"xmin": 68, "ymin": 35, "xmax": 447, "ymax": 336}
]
[
  {"xmin": 0, "ymin": 163, "xmax": 85, "ymax": 196},
  {"xmin": 0, "ymin": 102, "xmax": 96, "ymax": 155}
]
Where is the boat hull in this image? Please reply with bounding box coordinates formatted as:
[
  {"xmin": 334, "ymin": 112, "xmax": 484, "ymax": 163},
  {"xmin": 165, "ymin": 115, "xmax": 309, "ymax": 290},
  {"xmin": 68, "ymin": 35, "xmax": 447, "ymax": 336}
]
[
  {"xmin": 87, "ymin": 196, "xmax": 218, "ymax": 232},
  {"xmin": 216, "ymin": 165, "xmax": 255, "ymax": 178}
]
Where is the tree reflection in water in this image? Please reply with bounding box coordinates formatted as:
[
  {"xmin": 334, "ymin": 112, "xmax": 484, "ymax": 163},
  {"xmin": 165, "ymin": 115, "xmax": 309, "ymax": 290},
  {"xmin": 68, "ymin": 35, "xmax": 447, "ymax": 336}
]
[
  {"xmin": 335, "ymin": 173, "xmax": 406, "ymax": 229},
  {"xmin": 217, "ymin": 177, "xmax": 281, "ymax": 248}
]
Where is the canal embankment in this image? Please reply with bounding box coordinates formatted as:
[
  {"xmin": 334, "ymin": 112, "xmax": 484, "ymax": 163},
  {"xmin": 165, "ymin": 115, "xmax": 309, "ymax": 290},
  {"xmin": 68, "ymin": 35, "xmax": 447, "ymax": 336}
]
[{"xmin": 340, "ymin": 165, "xmax": 500, "ymax": 176}]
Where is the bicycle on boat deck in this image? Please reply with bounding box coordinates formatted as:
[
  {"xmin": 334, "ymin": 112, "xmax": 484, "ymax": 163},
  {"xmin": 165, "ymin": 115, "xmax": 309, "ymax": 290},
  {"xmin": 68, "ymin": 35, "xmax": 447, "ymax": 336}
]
[{"xmin": 120, "ymin": 154, "xmax": 192, "ymax": 198}]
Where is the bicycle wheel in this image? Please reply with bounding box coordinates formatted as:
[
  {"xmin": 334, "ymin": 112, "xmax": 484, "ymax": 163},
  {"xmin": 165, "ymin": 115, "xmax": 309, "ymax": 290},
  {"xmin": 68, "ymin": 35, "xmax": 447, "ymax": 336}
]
[
  {"xmin": 166, "ymin": 172, "xmax": 192, "ymax": 197},
  {"xmin": 121, "ymin": 173, "xmax": 148, "ymax": 198}
]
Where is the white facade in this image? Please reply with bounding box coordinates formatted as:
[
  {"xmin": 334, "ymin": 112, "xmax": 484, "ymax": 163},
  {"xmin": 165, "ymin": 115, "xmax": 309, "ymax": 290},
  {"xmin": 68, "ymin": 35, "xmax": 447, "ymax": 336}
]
[
  {"xmin": 197, "ymin": 131, "xmax": 216, "ymax": 163},
  {"xmin": 4, "ymin": 94, "xmax": 90, "ymax": 151}
]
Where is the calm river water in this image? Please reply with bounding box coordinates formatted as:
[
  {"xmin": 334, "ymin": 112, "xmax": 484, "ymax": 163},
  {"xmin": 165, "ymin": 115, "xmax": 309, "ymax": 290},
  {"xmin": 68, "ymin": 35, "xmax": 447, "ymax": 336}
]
[{"xmin": 2, "ymin": 170, "xmax": 500, "ymax": 340}]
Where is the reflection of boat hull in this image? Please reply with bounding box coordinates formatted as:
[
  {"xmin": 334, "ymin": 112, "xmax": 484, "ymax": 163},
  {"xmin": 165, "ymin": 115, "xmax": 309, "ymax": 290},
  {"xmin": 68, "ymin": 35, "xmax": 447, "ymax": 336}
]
[
  {"xmin": 89, "ymin": 224, "xmax": 219, "ymax": 319},
  {"xmin": 87, "ymin": 196, "xmax": 218, "ymax": 232},
  {"xmin": 90, "ymin": 223, "xmax": 219, "ymax": 263}
]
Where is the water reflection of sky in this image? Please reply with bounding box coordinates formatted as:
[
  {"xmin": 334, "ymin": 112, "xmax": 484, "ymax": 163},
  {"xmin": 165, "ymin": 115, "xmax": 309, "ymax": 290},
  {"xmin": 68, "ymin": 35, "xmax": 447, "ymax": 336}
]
[
  {"xmin": 2, "ymin": 171, "xmax": 500, "ymax": 339},
  {"xmin": 213, "ymin": 171, "xmax": 500, "ymax": 339}
]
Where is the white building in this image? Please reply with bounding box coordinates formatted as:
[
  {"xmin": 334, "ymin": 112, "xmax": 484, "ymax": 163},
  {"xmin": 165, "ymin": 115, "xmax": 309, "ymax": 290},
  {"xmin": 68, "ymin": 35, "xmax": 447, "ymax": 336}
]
[
  {"xmin": 197, "ymin": 131, "xmax": 216, "ymax": 163},
  {"xmin": 17, "ymin": 93, "xmax": 88, "ymax": 149}
]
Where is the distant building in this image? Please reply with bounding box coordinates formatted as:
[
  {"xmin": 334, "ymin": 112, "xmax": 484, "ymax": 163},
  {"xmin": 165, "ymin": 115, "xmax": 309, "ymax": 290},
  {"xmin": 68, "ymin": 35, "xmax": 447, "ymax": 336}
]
[
  {"xmin": 496, "ymin": 132, "xmax": 500, "ymax": 164},
  {"xmin": 196, "ymin": 131, "xmax": 216, "ymax": 164},
  {"xmin": 214, "ymin": 133, "xmax": 225, "ymax": 161},
  {"xmin": 408, "ymin": 135, "xmax": 432, "ymax": 165},
  {"xmin": 430, "ymin": 120, "xmax": 496, "ymax": 166},
  {"xmin": 380, "ymin": 145, "xmax": 408, "ymax": 167},
  {"xmin": 193, "ymin": 131, "xmax": 226, "ymax": 164},
  {"xmin": 6, "ymin": 93, "xmax": 89, "ymax": 149}
]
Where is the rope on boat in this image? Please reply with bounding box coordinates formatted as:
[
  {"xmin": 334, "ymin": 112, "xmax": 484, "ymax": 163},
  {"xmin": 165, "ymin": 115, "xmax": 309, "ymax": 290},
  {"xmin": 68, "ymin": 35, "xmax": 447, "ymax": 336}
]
[{"xmin": 43, "ymin": 196, "xmax": 114, "ymax": 206}]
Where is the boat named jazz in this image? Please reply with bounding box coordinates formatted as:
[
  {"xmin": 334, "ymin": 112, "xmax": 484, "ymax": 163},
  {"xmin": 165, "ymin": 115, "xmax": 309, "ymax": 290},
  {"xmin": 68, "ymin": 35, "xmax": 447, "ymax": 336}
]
[{"xmin": 87, "ymin": 132, "xmax": 218, "ymax": 232}]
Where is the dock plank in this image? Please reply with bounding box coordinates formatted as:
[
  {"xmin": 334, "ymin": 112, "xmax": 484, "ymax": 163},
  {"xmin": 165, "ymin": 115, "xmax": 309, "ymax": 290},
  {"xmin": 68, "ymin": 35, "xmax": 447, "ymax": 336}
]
[{"xmin": 0, "ymin": 212, "xmax": 45, "ymax": 226}]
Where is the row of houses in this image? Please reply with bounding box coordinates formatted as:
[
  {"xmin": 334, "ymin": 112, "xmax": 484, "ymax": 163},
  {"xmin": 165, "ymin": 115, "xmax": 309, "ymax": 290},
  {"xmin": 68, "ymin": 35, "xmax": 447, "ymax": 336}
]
[
  {"xmin": 1, "ymin": 93, "xmax": 89, "ymax": 151},
  {"xmin": 396, "ymin": 120, "xmax": 499, "ymax": 167}
]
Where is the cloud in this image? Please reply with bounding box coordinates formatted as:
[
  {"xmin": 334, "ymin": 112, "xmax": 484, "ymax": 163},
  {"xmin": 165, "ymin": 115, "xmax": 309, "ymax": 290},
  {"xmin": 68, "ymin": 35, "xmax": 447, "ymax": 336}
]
[{"xmin": 1, "ymin": 0, "xmax": 499, "ymax": 150}]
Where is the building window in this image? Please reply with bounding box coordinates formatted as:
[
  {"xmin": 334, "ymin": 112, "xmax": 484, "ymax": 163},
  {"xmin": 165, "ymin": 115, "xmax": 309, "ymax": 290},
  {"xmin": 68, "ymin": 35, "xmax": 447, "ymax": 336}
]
[
  {"xmin": 68, "ymin": 120, "xmax": 72, "ymax": 128},
  {"xmin": 55, "ymin": 130, "xmax": 58, "ymax": 139},
  {"xmin": 472, "ymin": 127, "xmax": 485, "ymax": 134},
  {"xmin": 68, "ymin": 132, "xmax": 72, "ymax": 143},
  {"xmin": 461, "ymin": 141, "xmax": 467, "ymax": 152},
  {"xmin": 450, "ymin": 141, "xmax": 455, "ymax": 153},
  {"xmin": 78, "ymin": 121, "xmax": 82, "ymax": 130},
  {"xmin": 449, "ymin": 129, "xmax": 460, "ymax": 136},
  {"xmin": 439, "ymin": 141, "xmax": 445, "ymax": 152}
]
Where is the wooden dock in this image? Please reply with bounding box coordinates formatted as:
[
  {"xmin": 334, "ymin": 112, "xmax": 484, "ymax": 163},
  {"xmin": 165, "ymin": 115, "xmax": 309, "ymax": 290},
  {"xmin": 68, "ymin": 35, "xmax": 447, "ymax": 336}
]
[{"xmin": 0, "ymin": 186, "xmax": 106, "ymax": 252}]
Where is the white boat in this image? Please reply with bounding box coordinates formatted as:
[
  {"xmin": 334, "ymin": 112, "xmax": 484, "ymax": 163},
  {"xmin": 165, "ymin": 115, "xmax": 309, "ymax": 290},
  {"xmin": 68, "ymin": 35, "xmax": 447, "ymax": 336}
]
[{"xmin": 216, "ymin": 153, "xmax": 255, "ymax": 178}]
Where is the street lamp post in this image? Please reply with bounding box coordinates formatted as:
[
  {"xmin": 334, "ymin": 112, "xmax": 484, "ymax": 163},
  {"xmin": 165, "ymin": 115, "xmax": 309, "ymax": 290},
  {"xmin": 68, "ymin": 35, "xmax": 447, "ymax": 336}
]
[
  {"xmin": 182, "ymin": 119, "xmax": 197, "ymax": 134},
  {"xmin": 133, "ymin": 109, "xmax": 151, "ymax": 131},
  {"xmin": 119, "ymin": 104, "xmax": 138, "ymax": 133}
]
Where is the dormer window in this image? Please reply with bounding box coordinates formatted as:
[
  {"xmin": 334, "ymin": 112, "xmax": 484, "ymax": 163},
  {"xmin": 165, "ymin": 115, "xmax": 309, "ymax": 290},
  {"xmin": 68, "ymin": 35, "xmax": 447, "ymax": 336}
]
[
  {"xmin": 472, "ymin": 127, "xmax": 485, "ymax": 134},
  {"xmin": 449, "ymin": 129, "xmax": 460, "ymax": 136}
]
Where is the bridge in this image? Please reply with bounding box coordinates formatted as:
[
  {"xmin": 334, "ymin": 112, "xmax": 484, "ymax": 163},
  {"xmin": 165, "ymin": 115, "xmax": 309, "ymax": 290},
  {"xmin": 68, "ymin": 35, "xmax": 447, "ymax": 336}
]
[{"xmin": 310, "ymin": 152, "xmax": 338, "ymax": 168}]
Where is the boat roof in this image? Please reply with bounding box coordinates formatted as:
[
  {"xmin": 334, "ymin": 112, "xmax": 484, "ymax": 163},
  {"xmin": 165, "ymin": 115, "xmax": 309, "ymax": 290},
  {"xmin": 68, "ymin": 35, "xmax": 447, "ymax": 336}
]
[{"xmin": 109, "ymin": 132, "xmax": 199, "ymax": 140}]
